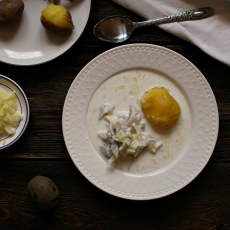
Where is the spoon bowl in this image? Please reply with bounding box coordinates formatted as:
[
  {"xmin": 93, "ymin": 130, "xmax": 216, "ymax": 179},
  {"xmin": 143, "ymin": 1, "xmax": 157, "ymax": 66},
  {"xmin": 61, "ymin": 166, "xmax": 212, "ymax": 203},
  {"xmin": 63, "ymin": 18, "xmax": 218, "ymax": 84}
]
[
  {"xmin": 93, "ymin": 16, "xmax": 135, "ymax": 43},
  {"xmin": 93, "ymin": 7, "xmax": 214, "ymax": 43}
]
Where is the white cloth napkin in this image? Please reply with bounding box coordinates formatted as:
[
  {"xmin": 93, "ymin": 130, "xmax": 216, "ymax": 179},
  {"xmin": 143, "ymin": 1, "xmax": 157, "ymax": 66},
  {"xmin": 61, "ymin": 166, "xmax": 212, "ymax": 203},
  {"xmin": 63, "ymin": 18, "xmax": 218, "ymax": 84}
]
[{"xmin": 112, "ymin": 0, "xmax": 230, "ymax": 66}]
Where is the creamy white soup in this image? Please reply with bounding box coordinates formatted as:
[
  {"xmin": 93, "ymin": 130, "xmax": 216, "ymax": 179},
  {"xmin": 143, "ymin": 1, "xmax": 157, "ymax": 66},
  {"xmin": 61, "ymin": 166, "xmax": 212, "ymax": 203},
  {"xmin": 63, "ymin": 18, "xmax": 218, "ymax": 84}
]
[{"xmin": 87, "ymin": 69, "xmax": 191, "ymax": 174}]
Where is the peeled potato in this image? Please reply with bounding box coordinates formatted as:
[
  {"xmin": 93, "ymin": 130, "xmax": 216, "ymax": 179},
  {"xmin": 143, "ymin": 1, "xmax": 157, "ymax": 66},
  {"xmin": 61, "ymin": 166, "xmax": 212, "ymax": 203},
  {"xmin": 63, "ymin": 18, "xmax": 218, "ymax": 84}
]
[
  {"xmin": 41, "ymin": 4, "xmax": 74, "ymax": 35},
  {"xmin": 0, "ymin": 0, "xmax": 24, "ymax": 25},
  {"xmin": 141, "ymin": 87, "xmax": 181, "ymax": 127}
]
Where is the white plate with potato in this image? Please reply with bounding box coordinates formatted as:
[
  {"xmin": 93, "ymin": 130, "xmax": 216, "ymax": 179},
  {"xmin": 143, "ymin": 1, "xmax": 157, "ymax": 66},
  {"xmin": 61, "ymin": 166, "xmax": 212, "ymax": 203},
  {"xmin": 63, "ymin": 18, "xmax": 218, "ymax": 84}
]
[
  {"xmin": 0, "ymin": 0, "xmax": 91, "ymax": 66},
  {"xmin": 62, "ymin": 44, "xmax": 219, "ymax": 200}
]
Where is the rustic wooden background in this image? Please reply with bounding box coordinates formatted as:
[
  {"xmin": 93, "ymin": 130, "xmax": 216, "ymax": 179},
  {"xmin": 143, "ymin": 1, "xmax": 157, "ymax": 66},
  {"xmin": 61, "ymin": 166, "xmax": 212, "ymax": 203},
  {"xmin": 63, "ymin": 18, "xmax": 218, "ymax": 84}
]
[{"xmin": 0, "ymin": 0, "xmax": 230, "ymax": 229}]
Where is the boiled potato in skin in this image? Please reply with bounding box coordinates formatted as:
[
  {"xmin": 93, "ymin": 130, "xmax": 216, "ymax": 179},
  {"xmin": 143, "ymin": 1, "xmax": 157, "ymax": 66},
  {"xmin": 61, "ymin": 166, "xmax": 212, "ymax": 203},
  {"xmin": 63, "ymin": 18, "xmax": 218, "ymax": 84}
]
[
  {"xmin": 28, "ymin": 176, "xmax": 60, "ymax": 210},
  {"xmin": 41, "ymin": 4, "xmax": 74, "ymax": 35},
  {"xmin": 0, "ymin": 0, "xmax": 24, "ymax": 25},
  {"xmin": 141, "ymin": 87, "xmax": 181, "ymax": 127}
]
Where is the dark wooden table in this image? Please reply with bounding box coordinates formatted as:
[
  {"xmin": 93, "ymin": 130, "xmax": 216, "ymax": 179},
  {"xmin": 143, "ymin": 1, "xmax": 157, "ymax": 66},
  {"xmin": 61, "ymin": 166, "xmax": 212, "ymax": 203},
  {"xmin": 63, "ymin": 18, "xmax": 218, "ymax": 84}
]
[{"xmin": 0, "ymin": 1, "xmax": 230, "ymax": 229}]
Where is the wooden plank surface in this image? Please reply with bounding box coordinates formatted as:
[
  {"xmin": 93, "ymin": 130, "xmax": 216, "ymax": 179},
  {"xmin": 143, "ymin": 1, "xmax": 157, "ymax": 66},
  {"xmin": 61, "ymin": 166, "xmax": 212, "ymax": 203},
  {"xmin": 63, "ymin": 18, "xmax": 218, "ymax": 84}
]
[
  {"xmin": 0, "ymin": 0, "xmax": 230, "ymax": 229},
  {"xmin": 0, "ymin": 161, "xmax": 230, "ymax": 230},
  {"xmin": 0, "ymin": 0, "xmax": 229, "ymax": 161}
]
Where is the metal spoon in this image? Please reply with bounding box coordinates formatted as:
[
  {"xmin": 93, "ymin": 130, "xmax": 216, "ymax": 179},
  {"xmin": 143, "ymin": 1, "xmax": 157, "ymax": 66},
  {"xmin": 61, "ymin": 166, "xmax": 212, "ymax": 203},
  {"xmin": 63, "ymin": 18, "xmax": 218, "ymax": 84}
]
[{"xmin": 93, "ymin": 7, "xmax": 214, "ymax": 43}]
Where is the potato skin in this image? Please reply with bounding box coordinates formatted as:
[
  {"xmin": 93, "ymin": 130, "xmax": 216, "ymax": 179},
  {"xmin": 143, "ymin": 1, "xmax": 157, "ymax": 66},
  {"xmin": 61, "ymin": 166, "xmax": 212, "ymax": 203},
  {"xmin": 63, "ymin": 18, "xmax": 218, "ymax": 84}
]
[
  {"xmin": 28, "ymin": 176, "xmax": 60, "ymax": 210},
  {"xmin": 0, "ymin": 0, "xmax": 24, "ymax": 25},
  {"xmin": 41, "ymin": 10, "xmax": 74, "ymax": 35}
]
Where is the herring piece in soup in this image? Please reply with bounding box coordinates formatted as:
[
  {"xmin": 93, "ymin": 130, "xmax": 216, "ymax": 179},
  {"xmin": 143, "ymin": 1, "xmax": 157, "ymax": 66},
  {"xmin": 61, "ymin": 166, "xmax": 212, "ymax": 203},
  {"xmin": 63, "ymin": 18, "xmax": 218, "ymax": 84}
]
[
  {"xmin": 99, "ymin": 102, "xmax": 114, "ymax": 120},
  {"xmin": 98, "ymin": 104, "xmax": 163, "ymax": 165},
  {"xmin": 141, "ymin": 87, "xmax": 181, "ymax": 127}
]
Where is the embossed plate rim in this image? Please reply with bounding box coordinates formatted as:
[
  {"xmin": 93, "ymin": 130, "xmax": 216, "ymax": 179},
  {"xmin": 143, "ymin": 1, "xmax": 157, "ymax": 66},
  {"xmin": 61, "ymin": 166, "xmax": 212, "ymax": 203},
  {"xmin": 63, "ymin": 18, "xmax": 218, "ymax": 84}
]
[{"xmin": 62, "ymin": 44, "xmax": 219, "ymax": 200}]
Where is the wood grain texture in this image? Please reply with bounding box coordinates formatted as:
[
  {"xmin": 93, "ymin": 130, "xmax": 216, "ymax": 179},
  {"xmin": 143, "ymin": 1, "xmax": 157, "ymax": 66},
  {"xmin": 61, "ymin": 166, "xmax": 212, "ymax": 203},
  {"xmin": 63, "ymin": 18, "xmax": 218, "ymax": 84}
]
[
  {"xmin": 0, "ymin": 161, "xmax": 230, "ymax": 230},
  {"xmin": 0, "ymin": 0, "xmax": 229, "ymax": 161},
  {"xmin": 0, "ymin": 1, "xmax": 230, "ymax": 228}
]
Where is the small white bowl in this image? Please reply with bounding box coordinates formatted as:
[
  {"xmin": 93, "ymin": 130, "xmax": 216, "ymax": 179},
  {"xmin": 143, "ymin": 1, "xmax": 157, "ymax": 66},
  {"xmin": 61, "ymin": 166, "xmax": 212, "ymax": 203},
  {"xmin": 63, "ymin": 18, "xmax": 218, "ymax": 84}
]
[{"xmin": 0, "ymin": 75, "xmax": 30, "ymax": 149}]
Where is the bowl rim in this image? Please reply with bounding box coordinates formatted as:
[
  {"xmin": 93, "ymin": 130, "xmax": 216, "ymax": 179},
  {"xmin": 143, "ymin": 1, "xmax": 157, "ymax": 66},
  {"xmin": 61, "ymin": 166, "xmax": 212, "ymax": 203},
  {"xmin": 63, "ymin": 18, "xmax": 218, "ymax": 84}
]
[{"xmin": 0, "ymin": 74, "xmax": 30, "ymax": 150}]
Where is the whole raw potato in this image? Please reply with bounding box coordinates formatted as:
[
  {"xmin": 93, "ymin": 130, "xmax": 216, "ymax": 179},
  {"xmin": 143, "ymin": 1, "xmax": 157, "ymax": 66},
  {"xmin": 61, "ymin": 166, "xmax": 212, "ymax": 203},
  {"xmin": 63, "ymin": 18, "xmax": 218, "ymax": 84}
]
[
  {"xmin": 0, "ymin": 0, "xmax": 24, "ymax": 25},
  {"xmin": 28, "ymin": 176, "xmax": 60, "ymax": 210}
]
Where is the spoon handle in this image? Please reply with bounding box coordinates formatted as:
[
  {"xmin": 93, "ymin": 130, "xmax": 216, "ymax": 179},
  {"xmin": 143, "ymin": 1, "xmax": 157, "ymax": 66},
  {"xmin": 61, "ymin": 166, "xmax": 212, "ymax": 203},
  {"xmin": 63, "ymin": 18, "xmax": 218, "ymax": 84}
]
[{"xmin": 134, "ymin": 7, "xmax": 214, "ymax": 28}]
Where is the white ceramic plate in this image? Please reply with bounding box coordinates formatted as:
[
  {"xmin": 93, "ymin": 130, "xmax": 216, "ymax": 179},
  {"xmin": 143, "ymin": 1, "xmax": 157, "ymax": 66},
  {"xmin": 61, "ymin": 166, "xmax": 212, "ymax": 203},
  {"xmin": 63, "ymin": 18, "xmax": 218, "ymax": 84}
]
[
  {"xmin": 0, "ymin": 75, "xmax": 29, "ymax": 149},
  {"xmin": 62, "ymin": 44, "xmax": 219, "ymax": 200},
  {"xmin": 0, "ymin": 0, "xmax": 91, "ymax": 66}
]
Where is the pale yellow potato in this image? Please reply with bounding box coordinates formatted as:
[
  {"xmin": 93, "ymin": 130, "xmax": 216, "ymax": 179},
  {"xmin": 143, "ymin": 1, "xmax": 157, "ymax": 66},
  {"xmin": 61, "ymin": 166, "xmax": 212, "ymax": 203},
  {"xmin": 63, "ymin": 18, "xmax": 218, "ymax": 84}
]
[
  {"xmin": 141, "ymin": 87, "xmax": 181, "ymax": 127},
  {"xmin": 41, "ymin": 4, "xmax": 74, "ymax": 35}
]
